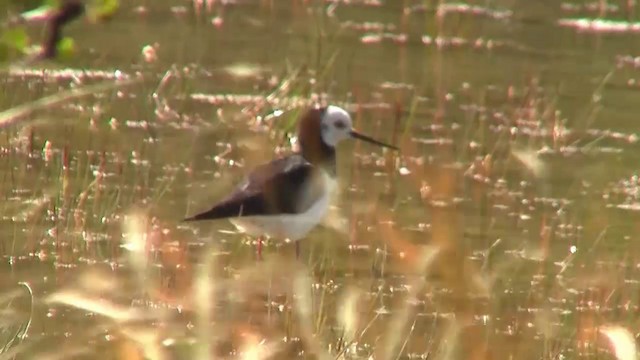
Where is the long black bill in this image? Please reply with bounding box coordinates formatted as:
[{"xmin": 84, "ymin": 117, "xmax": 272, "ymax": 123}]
[{"xmin": 350, "ymin": 130, "xmax": 398, "ymax": 150}]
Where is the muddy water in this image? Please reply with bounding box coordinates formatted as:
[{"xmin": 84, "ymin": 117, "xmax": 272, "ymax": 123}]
[{"xmin": 2, "ymin": 1, "xmax": 640, "ymax": 359}]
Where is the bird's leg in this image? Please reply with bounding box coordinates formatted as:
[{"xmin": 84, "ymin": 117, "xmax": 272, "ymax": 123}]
[{"xmin": 256, "ymin": 235, "xmax": 264, "ymax": 260}]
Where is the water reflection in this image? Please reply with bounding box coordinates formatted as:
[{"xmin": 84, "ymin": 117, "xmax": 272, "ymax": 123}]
[{"xmin": 2, "ymin": 0, "xmax": 640, "ymax": 359}]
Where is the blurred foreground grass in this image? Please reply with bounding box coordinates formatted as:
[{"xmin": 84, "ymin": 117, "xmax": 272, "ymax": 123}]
[
  {"xmin": 1, "ymin": 71, "xmax": 638, "ymax": 359},
  {"xmin": 3, "ymin": 1, "xmax": 640, "ymax": 359}
]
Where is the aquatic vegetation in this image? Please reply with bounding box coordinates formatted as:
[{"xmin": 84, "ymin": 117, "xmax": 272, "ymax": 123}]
[{"xmin": 1, "ymin": 0, "xmax": 640, "ymax": 359}]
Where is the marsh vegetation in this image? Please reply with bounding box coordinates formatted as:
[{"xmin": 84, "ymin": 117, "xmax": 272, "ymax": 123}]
[{"xmin": 2, "ymin": 1, "xmax": 640, "ymax": 359}]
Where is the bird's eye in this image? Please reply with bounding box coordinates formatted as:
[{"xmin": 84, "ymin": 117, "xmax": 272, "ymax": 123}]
[{"xmin": 334, "ymin": 120, "xmax": 346, "ymax": 129}]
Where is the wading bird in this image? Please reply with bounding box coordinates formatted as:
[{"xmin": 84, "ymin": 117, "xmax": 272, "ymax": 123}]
[{"xmin": 185, "ymin": 105, "xmax": 398, "ymax": 258}]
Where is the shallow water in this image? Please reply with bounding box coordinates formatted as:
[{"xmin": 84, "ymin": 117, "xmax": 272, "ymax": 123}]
[{"xmin": 2, "ymin": 0, "xmax": 640, "ymax": 359}]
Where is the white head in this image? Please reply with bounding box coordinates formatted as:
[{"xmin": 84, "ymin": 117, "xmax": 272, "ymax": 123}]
[
  {"xmin": 318, "ymin": 105, "xmax": 398, "ymax": 150},
  {"xmin": 319, "ymin": 105, "xmax": 353, "ymax": 147}
]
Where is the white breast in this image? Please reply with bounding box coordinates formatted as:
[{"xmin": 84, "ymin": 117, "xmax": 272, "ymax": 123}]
[{"xmin": 230, "ymin": 171, "xmax": 337, "ymax": 241}]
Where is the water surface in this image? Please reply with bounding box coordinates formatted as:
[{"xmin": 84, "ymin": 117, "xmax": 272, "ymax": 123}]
[{"xmin": 2, "ymin": 1, "xmax": 640, "ymax": 359}]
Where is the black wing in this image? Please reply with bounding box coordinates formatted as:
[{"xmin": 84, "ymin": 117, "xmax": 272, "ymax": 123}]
[{"xmin": 184, "ymin": 155, "xmax": 322, "ymax": 221}]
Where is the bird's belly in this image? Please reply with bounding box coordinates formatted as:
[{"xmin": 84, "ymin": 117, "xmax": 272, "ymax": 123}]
[{"xmin": 230, "ymin": 188, "xmax": 332, "ymax": 241}]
